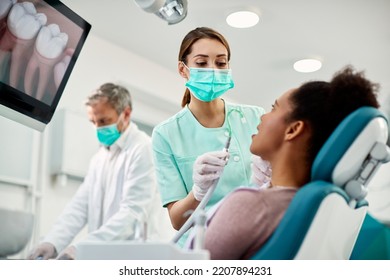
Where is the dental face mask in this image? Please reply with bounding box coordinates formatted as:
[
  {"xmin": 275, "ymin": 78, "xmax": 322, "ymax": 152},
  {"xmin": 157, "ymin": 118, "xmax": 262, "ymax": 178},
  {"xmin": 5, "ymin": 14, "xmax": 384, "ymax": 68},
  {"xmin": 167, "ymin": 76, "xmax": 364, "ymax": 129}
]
[
  {"xmin": 96, "ymin": 116, "xmax": 122, "ymax": 146},
  {"xmin": 184, "ymin": 63, "xmax": 235, "ymax": 102}
]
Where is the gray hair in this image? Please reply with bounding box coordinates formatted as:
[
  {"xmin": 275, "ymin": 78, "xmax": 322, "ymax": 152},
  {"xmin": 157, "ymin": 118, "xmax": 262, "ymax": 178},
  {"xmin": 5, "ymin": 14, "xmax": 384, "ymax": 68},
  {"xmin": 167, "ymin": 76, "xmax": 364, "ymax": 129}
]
[{"xmin": 85, "ymin": 83, "xmax": 132, "ymax": 113}]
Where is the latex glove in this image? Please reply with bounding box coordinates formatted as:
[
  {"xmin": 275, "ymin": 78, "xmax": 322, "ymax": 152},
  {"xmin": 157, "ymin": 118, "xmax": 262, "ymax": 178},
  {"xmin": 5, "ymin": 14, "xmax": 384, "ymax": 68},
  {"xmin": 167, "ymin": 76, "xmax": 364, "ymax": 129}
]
[
  {"xmin": 27, "ymin": 242, "xmax": 57, "ymax": 260},
  {"xmin": 56, "ymin": 245, "xmax": 76, "ymax": 260},
  {"xmin": 192, "ymin": 150, "xmax": 229, "ymax": 201},
  {"xmin": 251, "ymin": 155, "xmax": 272, "ymax": 187}
]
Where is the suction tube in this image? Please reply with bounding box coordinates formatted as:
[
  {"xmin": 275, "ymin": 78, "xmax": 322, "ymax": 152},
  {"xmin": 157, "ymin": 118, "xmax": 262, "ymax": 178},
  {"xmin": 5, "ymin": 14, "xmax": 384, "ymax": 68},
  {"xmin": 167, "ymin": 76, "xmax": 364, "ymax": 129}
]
[{"xmin": 171, "ymin": 136, "xmax": 231, "ymax": 243}]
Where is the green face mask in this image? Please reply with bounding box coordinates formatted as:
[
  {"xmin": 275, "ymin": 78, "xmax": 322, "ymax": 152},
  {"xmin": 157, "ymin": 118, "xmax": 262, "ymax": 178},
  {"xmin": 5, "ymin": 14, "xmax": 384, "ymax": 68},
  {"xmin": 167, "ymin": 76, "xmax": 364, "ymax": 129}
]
[
  {"xmin": 96, "ymin": 122, "xmax": 121, "ymax": 146},
  {"xmin": 184, "ymin": 64, "xmax": 235, "ymax": 102}
]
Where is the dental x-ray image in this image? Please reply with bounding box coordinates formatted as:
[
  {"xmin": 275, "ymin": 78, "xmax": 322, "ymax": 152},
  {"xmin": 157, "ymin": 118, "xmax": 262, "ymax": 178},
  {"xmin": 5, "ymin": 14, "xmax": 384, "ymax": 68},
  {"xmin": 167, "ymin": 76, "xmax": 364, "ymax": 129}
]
[{"xmin": 0, "ymin": 0, "xmax": 83, "ymax": 105}]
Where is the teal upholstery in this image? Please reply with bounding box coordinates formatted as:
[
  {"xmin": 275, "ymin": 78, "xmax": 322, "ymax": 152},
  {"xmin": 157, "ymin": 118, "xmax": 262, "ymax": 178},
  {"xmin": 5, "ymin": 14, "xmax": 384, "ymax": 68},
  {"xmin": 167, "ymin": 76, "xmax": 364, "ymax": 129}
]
[
  {"xmin": 350, "ymin": 214, "xmax": 390, "ymax": 260},
  {"xmin": 251, "ymin": 107, "xmax": 385, "ymax": 260},
  {"xmin": 312, "ymin": 107, "xmax": 386, "ymax": 181}
]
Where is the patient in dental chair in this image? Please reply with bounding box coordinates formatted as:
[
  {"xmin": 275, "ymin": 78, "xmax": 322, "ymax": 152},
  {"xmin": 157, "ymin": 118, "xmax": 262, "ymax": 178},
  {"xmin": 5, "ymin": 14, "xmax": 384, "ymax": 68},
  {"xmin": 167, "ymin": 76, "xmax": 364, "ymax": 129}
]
[{"xmin": 193, "ymin": 65, "xmax": 380, "ymax": 259}]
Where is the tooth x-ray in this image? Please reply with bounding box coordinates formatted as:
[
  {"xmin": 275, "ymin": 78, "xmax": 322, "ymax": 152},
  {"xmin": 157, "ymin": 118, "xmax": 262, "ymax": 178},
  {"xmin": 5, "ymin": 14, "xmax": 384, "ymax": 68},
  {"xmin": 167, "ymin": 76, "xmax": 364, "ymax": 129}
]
[
  {"xmin": 0, "ymin": 0, "xmax": 90, "ymax": 130},
  {"xmin": 1, "ymin": 0, "xmax": 83, "ymax": 104}
]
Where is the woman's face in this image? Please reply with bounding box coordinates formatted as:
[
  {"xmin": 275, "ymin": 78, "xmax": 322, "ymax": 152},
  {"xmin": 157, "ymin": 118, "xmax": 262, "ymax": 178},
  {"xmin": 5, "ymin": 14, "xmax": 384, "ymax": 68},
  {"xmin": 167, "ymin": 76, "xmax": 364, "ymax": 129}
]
[
  {"xmin": 179, "ymin": 38, "xmax": 229, "ymax": 78},
  {"xmin": 250, "ymin": 88, "xmax": 296, "ymax": 160}
]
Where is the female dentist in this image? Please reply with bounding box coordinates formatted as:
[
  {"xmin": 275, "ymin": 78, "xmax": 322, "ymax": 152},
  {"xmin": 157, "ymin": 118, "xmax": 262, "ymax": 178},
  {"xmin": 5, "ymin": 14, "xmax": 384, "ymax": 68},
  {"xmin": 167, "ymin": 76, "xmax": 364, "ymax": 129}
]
[{"xmin": 152, "ymin": 27, "xmax": 270, "ymax": 246}]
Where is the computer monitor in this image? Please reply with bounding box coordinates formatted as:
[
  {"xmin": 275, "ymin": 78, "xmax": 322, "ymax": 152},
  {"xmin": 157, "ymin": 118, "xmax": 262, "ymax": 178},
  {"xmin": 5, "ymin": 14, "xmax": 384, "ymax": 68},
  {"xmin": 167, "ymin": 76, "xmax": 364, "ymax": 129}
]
[{"xmin": 0, "ymin": 0, "xmax": 91, "ymax": 131}]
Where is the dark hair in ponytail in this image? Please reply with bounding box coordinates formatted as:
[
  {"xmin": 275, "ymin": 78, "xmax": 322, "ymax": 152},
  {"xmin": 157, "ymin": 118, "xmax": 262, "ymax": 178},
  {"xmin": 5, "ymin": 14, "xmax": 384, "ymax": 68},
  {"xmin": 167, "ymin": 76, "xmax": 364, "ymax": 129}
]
[{"xmin": 288, "ymin": 65, "xmax": 379, "ymax": 164}]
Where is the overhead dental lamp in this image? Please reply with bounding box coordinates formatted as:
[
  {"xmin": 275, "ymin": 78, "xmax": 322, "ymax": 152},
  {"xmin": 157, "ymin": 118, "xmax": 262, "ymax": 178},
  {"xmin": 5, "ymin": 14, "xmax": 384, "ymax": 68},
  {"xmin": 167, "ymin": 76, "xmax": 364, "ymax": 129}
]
[{"xmin": 134, "ymin": 0, "xmax": 188, "ymax": 25}]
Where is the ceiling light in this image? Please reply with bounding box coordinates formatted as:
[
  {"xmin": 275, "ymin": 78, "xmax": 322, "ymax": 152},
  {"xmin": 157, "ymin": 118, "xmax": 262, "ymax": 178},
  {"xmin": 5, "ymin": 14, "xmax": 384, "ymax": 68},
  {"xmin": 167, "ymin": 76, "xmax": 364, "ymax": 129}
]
[
  {"xmin": 226, "ymin": 11, "xmax": 259, "ymax": 28},
  {"xmin": 293, "ymin": 59, "xmax": 322, "ymax": 73}
]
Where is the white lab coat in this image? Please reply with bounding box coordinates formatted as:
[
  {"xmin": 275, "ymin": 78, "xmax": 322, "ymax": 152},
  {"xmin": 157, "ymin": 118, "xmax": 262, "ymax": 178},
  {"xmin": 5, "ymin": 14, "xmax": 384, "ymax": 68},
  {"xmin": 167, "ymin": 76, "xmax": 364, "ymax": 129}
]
[{"xmin": 43, "ymin": 122, "xmax": 174, "ymax": 254}]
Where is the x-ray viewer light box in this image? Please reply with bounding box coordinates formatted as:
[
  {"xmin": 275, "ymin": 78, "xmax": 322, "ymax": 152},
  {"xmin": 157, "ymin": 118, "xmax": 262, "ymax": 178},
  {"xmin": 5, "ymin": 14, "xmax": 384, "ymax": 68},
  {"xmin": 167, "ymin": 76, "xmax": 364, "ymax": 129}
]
[{"xmin": 0, "ymin": 0, "xmax": 91, "ymax": 131}]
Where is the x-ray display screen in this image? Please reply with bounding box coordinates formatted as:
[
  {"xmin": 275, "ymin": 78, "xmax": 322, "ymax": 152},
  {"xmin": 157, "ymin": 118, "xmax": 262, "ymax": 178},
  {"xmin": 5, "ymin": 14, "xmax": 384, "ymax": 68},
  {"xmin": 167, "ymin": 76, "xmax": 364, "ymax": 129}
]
[{"xmin": 0, "ymin": 0, "xmax": 91, "ymax": 129}]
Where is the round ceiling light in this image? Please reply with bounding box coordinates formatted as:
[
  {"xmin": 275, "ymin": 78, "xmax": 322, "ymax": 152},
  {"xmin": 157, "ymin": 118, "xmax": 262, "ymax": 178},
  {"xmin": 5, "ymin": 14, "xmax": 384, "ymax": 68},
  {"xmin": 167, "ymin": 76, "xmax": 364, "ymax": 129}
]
[
  {"xmin": 293, "ymin": 58, "xmax": 322, "ymax": 73},
  {"xmin": 226, "ymin": 11, "xmax": 259, "ymax": 28}
]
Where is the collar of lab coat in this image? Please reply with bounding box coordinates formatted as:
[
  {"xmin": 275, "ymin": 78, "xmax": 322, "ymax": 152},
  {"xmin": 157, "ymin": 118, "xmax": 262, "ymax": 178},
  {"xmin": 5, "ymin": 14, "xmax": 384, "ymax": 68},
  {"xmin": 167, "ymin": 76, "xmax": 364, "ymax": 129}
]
[{"xmin": 106, "ymin": 121, "xmax": 135, "ymax": 152}]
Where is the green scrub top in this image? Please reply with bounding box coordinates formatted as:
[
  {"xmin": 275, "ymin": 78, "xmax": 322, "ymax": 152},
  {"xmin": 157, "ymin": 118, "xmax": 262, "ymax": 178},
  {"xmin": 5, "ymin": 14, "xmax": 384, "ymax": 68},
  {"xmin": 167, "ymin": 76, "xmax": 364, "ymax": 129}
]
[{"xmin": 152, "ymin": 100, "xmax": 265, "ymax": 246}]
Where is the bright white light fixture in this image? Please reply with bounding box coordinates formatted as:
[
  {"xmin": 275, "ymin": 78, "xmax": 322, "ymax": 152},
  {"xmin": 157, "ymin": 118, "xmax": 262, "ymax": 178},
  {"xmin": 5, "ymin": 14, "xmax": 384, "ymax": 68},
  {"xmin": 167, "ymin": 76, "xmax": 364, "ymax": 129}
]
[
  {"xmin": 293, "ymin": 59, "xmax": 322, "ymax": 73},
  {"xmin": 226, "ymin": 11, "xmax": 259, "ymax": 28}
]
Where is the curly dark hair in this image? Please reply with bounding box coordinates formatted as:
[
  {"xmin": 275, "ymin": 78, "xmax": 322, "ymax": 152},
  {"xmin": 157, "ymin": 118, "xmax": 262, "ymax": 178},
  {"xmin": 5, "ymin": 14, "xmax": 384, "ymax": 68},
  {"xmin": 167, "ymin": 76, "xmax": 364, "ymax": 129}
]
[{"xmin": 288, "ymin": 65, "xmax": 380, "ymax": 164}]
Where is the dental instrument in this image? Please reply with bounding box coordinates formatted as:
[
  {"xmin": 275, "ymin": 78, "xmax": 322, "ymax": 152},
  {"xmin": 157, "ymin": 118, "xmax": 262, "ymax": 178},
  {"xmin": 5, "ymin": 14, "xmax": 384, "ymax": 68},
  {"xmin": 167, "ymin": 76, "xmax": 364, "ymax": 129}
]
[{"xmin": 171, "ymin": 135, "xmax": 231, "ymax": 244}]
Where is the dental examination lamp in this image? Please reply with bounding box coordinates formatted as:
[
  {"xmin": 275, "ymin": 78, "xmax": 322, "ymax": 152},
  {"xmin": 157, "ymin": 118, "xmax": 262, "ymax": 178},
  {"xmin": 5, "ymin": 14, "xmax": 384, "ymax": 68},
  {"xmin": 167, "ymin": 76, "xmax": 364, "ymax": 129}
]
[{"xmin": 134, "ymin": 0, "xmax": 188, "ymax": 24}]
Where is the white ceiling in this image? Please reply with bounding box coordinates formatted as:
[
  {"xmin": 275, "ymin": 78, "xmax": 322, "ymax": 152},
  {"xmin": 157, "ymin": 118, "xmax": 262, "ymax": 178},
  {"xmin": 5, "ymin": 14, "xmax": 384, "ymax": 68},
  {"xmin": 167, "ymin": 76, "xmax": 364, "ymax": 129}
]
[{"xmin": 62, "ymin": 0, "xmax": 390, "ymax": 113}]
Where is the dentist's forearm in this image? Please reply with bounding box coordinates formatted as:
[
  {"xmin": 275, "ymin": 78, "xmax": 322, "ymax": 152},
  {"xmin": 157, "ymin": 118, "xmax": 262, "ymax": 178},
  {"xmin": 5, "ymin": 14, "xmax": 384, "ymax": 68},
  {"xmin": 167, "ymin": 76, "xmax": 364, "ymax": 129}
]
[{"xmin": 167, "ymin": 192, "xmax": 200, "ymax": 230}]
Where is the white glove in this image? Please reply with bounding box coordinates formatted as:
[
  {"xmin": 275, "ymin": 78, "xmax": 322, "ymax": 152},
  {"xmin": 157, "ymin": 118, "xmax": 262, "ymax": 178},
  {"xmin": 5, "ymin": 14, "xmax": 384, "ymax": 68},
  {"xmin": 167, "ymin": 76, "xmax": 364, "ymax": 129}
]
[
  {"xmin": 251, "ymin": 155, "xmax": 272, "ymax": 187},
  {"xmin": 192, "ymin": 150, "xmax": 229, "ymax": 201},
  {"xmin": 27, "ymin": 242, "xmax": 57, "ymax": 260},
  {"xmin": 56, "ymin": 245, "xmax": 76, "ymax": 260}
]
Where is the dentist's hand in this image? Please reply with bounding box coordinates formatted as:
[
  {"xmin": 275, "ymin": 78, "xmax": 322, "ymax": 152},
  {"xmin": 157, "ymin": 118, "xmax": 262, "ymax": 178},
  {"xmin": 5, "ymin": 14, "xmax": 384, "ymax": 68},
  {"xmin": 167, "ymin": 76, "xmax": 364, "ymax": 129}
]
[
  {"xmin": 56, "ymin": 245, "xmax": 76, "ymax": 260},
  {"xmin": 251, "ymin": 155, "xmax": 272, "ymax": 187},
  {"xmin": 27, "ymin": 242, "xmax": 57, "ymax": 260},
  {"xmin": 192, "ymin": 150, "xmax": 229, "ymax": 201}
]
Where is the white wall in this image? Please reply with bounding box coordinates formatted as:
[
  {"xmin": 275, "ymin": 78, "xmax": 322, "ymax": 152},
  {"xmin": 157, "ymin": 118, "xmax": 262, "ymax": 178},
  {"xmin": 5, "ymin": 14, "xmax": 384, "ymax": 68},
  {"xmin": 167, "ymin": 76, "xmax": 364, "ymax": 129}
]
[
  {"xmin": 57, "ymin": 34, "xmax": 183, "ymax": 124},
  {"xmin": 0, "ymin": 34, "xmax": 183, "ymax": 258}
]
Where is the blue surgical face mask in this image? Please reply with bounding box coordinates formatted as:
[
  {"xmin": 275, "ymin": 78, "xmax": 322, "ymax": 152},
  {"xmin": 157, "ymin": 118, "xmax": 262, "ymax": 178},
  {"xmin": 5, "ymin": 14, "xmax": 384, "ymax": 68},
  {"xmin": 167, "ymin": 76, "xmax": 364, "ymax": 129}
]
[
  {"xmin": 96, "ymin": 118, "xmax": 122, "ymax": 146},
  {"xmin": 183, "ymin": 63, "xmax": 235, "ymax": 102}
]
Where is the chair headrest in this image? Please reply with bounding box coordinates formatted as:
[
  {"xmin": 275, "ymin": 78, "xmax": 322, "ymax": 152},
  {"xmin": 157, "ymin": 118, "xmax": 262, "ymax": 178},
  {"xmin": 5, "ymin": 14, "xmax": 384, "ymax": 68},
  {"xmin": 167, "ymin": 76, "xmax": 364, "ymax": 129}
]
[{"xmin": 311, "ymin": 107, "xmax": 389, "ymax": 201}]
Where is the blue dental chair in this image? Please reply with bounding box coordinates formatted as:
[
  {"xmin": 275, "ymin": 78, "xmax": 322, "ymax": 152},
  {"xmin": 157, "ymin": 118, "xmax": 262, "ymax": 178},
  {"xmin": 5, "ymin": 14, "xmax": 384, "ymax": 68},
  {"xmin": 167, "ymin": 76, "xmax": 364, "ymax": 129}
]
[{"xmin": 251, "ymin": 107, "xmax": 390, "ymax": 260}]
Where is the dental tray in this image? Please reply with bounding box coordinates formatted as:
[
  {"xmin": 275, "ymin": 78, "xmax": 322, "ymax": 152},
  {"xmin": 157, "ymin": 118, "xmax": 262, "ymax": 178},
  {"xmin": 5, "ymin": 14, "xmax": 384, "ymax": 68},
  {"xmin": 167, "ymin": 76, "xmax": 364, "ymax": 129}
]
[{"xmin": 76, "ymin": 241, "xmax": 210, "ymax": 260}]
